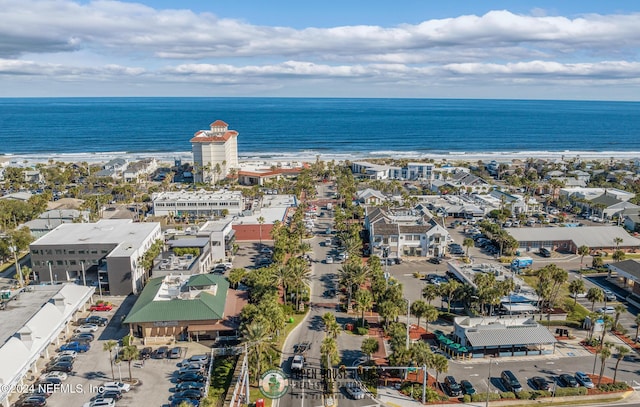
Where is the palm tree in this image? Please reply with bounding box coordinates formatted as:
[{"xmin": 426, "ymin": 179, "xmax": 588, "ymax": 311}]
[
  {"xmin": 227, "ymin": 268, "xmax": 247, "ymax": 289},
  {"xmin": 361, "ymin": 337, "xmax": 379, "ymax": 362},
  {"xmin": 440, "ymin": 280, "xmax": 460, "ymax": 313},
  {"xmin": 354, "ymin": 289, "xmax": 373, "ymax": 327},
  {"xmin": 321, "ymin": 336, "xmax": 339, "ymax": 367},
  {"xmin": 597, "ymin": 342, "xmax": 613, "ymax": 386},
  {"xmin": 257, "ymin": 216, "xmax": 265, "ymax": 248},
  {"xmin": 272, "ymin": 265, "xmax": 292, "ymax": 305},
  {"xmin": 612, "ymin": 345, "xmax": 630, "ymax": 383},
  {"xmin": 568, "ymin": 280, "xmax": 585, "ymax": 305},
  {"xmin": 410, "ymin": 300, "xmax": 429, "ymax": 331},
  {"xmin": 577, "ymin": 245, "xmax": 590, "ymax": 269},
  {"xmin": 103, "ymin": 340, "xmax": 118, "ymax": 380},
  {"xmin": 378, "ymin": 299, "xmax": 400, "ymax": 330},
  {"xmin": 463, "ymin": 238, "xmax": 474, "ymax": 257},
  {"xmin": 612, "ymin": 250, "xmax": 625, "ymax": 263},
  {"xmin": 612, "ymin": 304, "xmax": 627, "ymax": 332},
  {"xmin": 422, "ymin": 285, "xmax": 439, "ymax": 306},
  {"xmin": 121, "ymin": 345, "xmax": 139, "ymax": 383},
  {"xmin": 242, "ymin": 322, "xmax": 271, "ymax": 382},
  {"xmin": 429, "ymin": 353, "xmax": 449, "ymax": 390},
  {"xmin": 614, "ymin": 237, "xmax": 623, "ymax": 250},
  {"xmin": 587, "ymin": 287, "xmax": 604, "ymax": 312}
]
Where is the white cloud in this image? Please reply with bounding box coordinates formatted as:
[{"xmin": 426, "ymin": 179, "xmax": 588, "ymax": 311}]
[{"xmin": 1, "ymin": 0, "xmax": 640, "ymax": 97}]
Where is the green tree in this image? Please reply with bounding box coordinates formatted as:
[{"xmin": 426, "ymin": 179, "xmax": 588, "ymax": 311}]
[
  {"xmin": 614, "ymin": 237, "xmax": 623, "ymax": 250},
  {"xmin": 422, "ymin": 284, "xmax": 439, "ymax": 306},
  {"xmin": 597, "ymin": 343, "xmax": 613, "ymax": 386},
  {"xmin": 242, "ymin": 322, "xmax": 271, "ymax": 382},
  {"xmin": 463, "ymin": 238, "xmax": 474, "ymax": 257},
  {"xmin": 321, "ymin": 336, "xmax": 340, "ymax": 366},
  {"xmin": 587, "ymin": 287, "xmax": 604, "ymax": 312},
  {"xmin": 227, "ymin": 268, "xmax": 247, "ymax": 289},
  {"xmin": 410, "ymin": 300, "xmax": 429, "ymax": 331},
  {"xmin": 378, "ymin": 299, "xmax": 400, "ymax": 330},
  {"xmin": 354, "ymin": 289, "xmax": 373, "ymax": 327},
  {"xmin": 568, "ymin": 279, "xmax": 585, "ymax": 305},
  {"xmin": 577, "ymin": 245, "xmax": 590, "ymax": 269},
  {"xmin": 612, "ymin": 304, "xmax": 627, "ymax": 332},
  {"xmin": 120, "ymin": 345, "xmax": 139, "ymax": 383},
  {"xmin": 440, "ymin": 280, "xmax": 460, "ymax": 313},
  {"xmin": 429, "ymin": 353, "xmax": 449, "ymax": 390},
  {"xmin": 361, "ymin": 337, "xmax": 380, "ymax": 361},
  {"xmin": 612, "ymin": 250, "xmax": 625, "ymax": 263},
  {"xmin": 257, "ymin": 216, "xmax": 265, "ymax": 247},
  {"xmin": 592, "ymin": 256, "xmax": 604, "ymax": 269},
  {"xmin": 612, "ymin": 345, "xmax": 630, "ymax": 383},
  {"xmin": 102, "ymin": 340, "xmax": 118, "ymax": 380}
]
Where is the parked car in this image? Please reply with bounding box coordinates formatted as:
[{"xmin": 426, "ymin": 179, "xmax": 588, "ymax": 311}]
[
  {"xmin": 59, "ymin": 342, "xmax": 90, "ymax": 353},
  {"xmin": 82, "ymin": 398, "xmax": 116, "ymax": 407},
  {"xmin": 57, "ymin": 350, "xmax": 78, "ymax": 359},
  {"xmin": 428, "ymin": 257, "xmax": 442, "ymax": 264},
  {"xmin": 444, "ymin": 376, "xmax": 462, "ymax": 397},
  {"xmin": 140, "ymin": 347, "xmax": 153, "ymax": 360},
  {"xmin": 177, "ymin": 372, "xmax": 206, "ymax": 383},
  {"xmin": 501, "ymin": 370, "xmax": 523, "ymax": 393},
  {"xmin": 460, "ymin": 380, "xmax": 476, "ymax": 395},
  {"xmin": 558, "ymin": 373, "xmax": 579, "ymax": 388},
  {"xmin": 92, "ymin": 391, "xmax": 123, "ymax": 401},
  {"xmin": 48, "ymin": 355, "xmax": 75, "ymax": 365},
  {"xmin": 85, "ymin": 316, "xmax": 109, "ymax": 326},
  {"xmin": 211, "ymin": 264, "xmax": 227, "ymax": 274},
  {"xmin": 152, "ymin": 346, "xmax": 169, "ymax": 359},
  {"xmin": 38, "ymin": 377, "xmax": 63, "ymax": 388},
  {"xmin": 74, "ymin": 324, "xmax": 99, "ymax": 333},
  {"xmin": 173, "ymin": 389, "xmax": 204, "ymax": 400},
  {"xmin": 71, "ymin": 333, "xmax": 94, "ymax": 342},
  {"xmin": 531, "ymin": 376, "xmax": 550, "ymax": 390},
  {"xmin": 575, "ymin": 372, "xmax": 595, "ymax": 389},
  {"xmin": 344, "ymin": 384, "xmax": 365, "ymax": 400},
  {"xmin": 597, "ymin": 306, "xmax": 616, "ymax": 314},
  {"xmin": 539, "ymin": 247, "xmax": 551, "ymax": 257},
  {"xmin": 188, "ymin": 354, "xmax": 210, "ymax": 365},
  {"xmin": 15, "ymin": 395, "xmax": 47, "ymax": 407},
  {"xmin": 603, "ymin": 290, "xmax": 617, "ymax": 302},
  {"xmin": 102, "ymin": 381, "xmax": 131, "ymax": 393},
  {"xmin": 325, "ymin": 255, "xmax": 334, "ymax": 264},
  {"xmin": 40, "ymin": 371, "xmax": 68, "ymax": 381},
  {"xmin": 179, "ymin": 366, "xmax": 205, "ymax": 375},
  {"xmin": 175, "ymin": 381, "xmax": 206, "ymax": 392},
  {"xmin": 169, "ymin": 346, "xmax": 182, "ymax": 359},
  {"xmin": 90, "ymin": 303, "xmax": 113, "ymax": 311},
  {"xmin": 46, "ymin": 361, "xmax": 73, "ymax": 373}
]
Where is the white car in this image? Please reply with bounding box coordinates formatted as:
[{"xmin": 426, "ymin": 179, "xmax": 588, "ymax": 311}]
[
  {"xmin": 102, "ymin": 381, "xmax": 131, "ymax": 393},
  {"xmin": 75, "ymin": 324, "xmax": 99, "ymax": 333},
  {"xmin": 83, "ymin": 399, "xmax": 116, "ymax": 407},
  {"xmin": 344, "ymin": 384, "xmax": 365, "ymax": 400},
  {"xmin": 57, "ymin": 350, "xmax": 78, "ymax": 359},
  {"xmin": 41, "ymin": 371, "xmax": 68, "ymax": 381},
  {"xmin": 597, "ymin": 306, "xmax": 616, "ymax": 315},
  {"xmin": 325, "ymin": 255, "xmax": 334, "ymax": 264}
]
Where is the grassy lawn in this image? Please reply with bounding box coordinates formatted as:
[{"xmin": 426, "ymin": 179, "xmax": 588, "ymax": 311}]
[
  {"xmin": 249, "ymin": 385, "xmax": 273, "ymax": 407},
  {"xmin": 202, "ymin": 356, "xmax": 237, "ymax": 407},
  {"xmin": 275, "ymin": 310, "xmax": 308, "ymax": 350}
]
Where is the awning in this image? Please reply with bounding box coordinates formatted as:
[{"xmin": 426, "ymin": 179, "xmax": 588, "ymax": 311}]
[
  {"xmin": 501, "ymin": 303, "xmax": 538, "ymax": 313},
  {"xmin": 187, "ymin": 322, "xmax": 235, "ymax": 332}
]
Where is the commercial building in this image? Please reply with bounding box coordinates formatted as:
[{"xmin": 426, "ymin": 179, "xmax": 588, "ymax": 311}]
[
  {"xmin": 29, "ymin": 219, "xmax": 162, "ymax": 295},
  {"xmin": 351, "ymin": 161, "xmax": 435, "ymax": 181},
  {"xmin": 508, "ymin": 226, "xmax": 640, "ymax": 254},
  {"xmin": 453, "ymin": 316, "xmax": 556, "ymax": 357},
  {"xmin": 20, "ymin": 209, "xmax": 90, "ymax": 238},
  {"xmin": 0, "ymin": 284, "xmax": 94, "ymax": 407},
  {"xmin": 191, "ymin": 120, "xmax": 239, "ymax": 183},
  {"xmin": 606, "ymin": 259, "xmax": 640, "ymax": 304},
  {"xmin": 123, "ymin": 274, "xmax": 247, "ymax": 344},
  {"xmin": 236, "ymin": 161, "xmax": 308, "ymax": 186},
  {"xmin": 152, "ymin": 189, "xmax": 244, "ymax": 218}
]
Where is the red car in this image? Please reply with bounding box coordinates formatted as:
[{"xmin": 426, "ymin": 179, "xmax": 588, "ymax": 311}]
[{"xmin": 90, "ymin": 304, "xmax": 113, "ymax": 311}]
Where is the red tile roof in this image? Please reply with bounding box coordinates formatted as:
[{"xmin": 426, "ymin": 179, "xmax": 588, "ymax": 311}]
[{"xmin": 210, "ymin": 120, "xmax": 228, "ymax": 128}]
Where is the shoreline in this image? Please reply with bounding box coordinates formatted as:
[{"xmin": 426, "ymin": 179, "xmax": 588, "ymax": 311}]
[{"xmin": 2, "ymin": 149, "xmax": 640, "ymax": 166}]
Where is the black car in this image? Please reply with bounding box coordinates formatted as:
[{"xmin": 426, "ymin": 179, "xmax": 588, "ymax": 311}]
[
  {"xmin": 174, "ymin": 389, "xmax": 204, "ymax": 400},
  {"xmin": 531, "ymin": 376, "xmax": 550, "ymax": 391},
  {"xmin": 140, "ymin": 347, "xmax": 153, "ymax": 360},
  {"xmin": 444, "ymin": 376, "xmax": 462, "ymax": 397},
  {"xmin": 85, "ymin": 316, "xmax": 109, "ymax": 326},
  {"xmin": 501, "ymin": 370, "xmax": 523, "ymax": 393},
  {"xmin": 15, "ymin": 395, "xmax": 47, "ymax": 407},
  {"xmin": 152, "ymin": 346, "xmax": 169, "ymax": 359},
  {"xmin": 460, "ymin": 380, "xmax": 476, "ymax": 395},
  {"xmin": 558, "ymin": 373, "xmax": 579, "ymax": 388},
  {"xmin": 177, "ymin": 372, "xmax": 206, "ymax": 383},
  {"xmin": 70, "ymin": 335, "xmax": 93, "ymax": 343},
  {"xmin": 48, "ymin": 355, "xmax": 75, "ymax": 366},
  {"xmin": 175, "ymin": 381, "xmax": 206, "ymax": 392},
  {"xmin": 428, "ymin": 257, "xmax": 442, "ymax": 264},
  {"xmin": 46, "ymin": 361, "xmax": 73, "ymax": 373}
]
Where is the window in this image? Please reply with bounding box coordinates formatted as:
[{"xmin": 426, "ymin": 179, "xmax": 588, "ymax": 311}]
[
  {"xmin": 55, "ymin": 249, "xmax": 62, "ymax": 255},
  {"xmin": 56, "ymin": 260, "xmax": 64, "ymax": 266},
  {"xmin": 68, "ymin": 250, "xmax": 75, "ymax": 254},
  {"xmin": 69, "ymin": 260, "xmax": 77, "ymax": 265}
]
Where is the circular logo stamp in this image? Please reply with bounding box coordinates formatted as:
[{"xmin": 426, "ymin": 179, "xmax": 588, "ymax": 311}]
[{"xmin": 259, "ymin": 369, "xmax": 289, "ymax": 399}]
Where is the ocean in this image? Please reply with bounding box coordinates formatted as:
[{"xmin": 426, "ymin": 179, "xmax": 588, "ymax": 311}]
[{"xmin": 1, "ymin": 97, "xmax": 639, "ymax": 163}]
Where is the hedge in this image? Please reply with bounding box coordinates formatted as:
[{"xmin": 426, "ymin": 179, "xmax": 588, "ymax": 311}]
[
  {"xmin": 354, "ymin": 327, "xmax": 368, "ymax": 335},
  {"xmin": 515, "ymin": 390, "xmax": 552, "ymax": 400},
  {"xmin": 554, "ymin": 387, "xmax": 587, "ymax": 397},
  {"xmin": 538, "ymin": 320, "xmax": 582, "ymax": 329},
  {"xmin": 516, "ymin": 390, "xmax": 531, "ymax": 400},
  {"xmin": 471, "ymin": 393, "xmax": 500, "ymax": 402},
  {"xmin": 499, "ymin": 391, "xmax": 516, "ymax": 399},
  {"xmin": 598, "ymin": 383, "xmax": 631, "ymax": 392}
]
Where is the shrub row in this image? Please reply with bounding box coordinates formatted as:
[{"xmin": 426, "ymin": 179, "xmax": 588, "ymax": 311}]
[
  {"xmin": 354, "ymin": 327, "xmax": 368, "ymax": 335},
  {"xmin": 516, "ymin": 390, "xmax": 551, "ymax": 400},
  {"xmin": 538, "ymin": 320, "xmax": 582, "ymax": 329},
  {"xmin": 471, "ymin": 392, "xmax": 500, "ymax": 402},
  {"xmin": 598, "ymin": 382, "xmax": 631, "ymax": 392},
  {"xmin": 499, "ymin": 391, "xmax": 516, "ymax": 399},
  {"xmin": 554, "ymin": 387, "xmax": 587, "ymax": 397}
]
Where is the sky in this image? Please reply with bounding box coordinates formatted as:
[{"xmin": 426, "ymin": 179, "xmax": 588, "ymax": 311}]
[{"xmin": 2, "ymin": 0, "xmax": 640, "ymax": 99}]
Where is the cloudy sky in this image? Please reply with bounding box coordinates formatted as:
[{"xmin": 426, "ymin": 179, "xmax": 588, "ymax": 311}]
[{"xmin": 2, "ymin": 0, "xmax": 640, "ymax": 99}]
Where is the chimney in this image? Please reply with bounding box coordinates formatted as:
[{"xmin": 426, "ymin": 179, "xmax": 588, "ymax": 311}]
[
  {"xmin": 17, "ymin": 326, "xmax": 33, "ymax": 348},
  {"xmin": 52, "ymin": 294, "xmax": 66, "ymax": 312}
]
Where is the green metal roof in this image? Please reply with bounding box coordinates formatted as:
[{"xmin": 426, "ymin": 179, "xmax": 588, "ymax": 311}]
[{"xmin": 124, "ymin": 274, "xmax": 229, "ymax": 324}]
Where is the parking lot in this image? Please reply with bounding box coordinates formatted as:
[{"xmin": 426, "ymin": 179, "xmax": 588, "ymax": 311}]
[{"xmin": 13, "ymin": 295, "xmax": 212, "ymax": 407}]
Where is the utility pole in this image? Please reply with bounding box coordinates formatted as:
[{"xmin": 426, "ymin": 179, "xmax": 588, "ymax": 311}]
[
  {"xmin": 422, "ymin": 364, "xmax": 427, "ymax": 404},
  {"xmin": 10, "ymin": 242, "xmax": 23, "ymax": 287},
  {"xmin": 48, "ymin": 261, "xmax": 54, "ymax": 285},
  {"xmin": 406, "ymin": 299, "xmax": 411, "ymax": 349},
  {"xmin": 81, "ymin": 261, "xmax": 87, "ymax": 287}
]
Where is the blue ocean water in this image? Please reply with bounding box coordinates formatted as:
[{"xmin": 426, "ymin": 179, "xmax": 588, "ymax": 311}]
[{"xmin": 1, "ymin": 97, "xmax": 639, "ymax": 161}]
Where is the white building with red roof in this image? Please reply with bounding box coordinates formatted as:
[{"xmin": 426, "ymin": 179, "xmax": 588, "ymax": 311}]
[{"xmin": 190, "ymin": 120, "xmax": 239, "ymax": 183}]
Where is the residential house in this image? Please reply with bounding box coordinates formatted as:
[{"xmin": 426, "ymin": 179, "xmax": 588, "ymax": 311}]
[
  {"xmin": 356, "ymin": 188, "xmax": 387, "ymax": 205},
  {"xmin": 95, "ymin": 158, "xmax": 128, "ymax": 179},
  {"xmin": 123, "ymin": 158, "xmax": 158, "ymax": 183}
]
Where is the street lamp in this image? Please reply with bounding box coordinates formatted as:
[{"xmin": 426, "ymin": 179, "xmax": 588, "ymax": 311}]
[
  {"xmin": 485, "ymin": 357, "xmax": 497, "ymax": 407},
  {"xmin": 9, "ymin": 244, "xmax": 23, "ymax": 287}
]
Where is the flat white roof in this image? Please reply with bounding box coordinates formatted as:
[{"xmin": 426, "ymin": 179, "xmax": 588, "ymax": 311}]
[
  {"xmin": 31, "ymin": 219, "xmax": 160, "ymax": 247},
  {"xmin": 153, "ymin": 189, "xmax": 243, "ymax": 203},
  {"xmin": 508, "ymin": 226, "xmax": 640, "ymax": 248}
]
